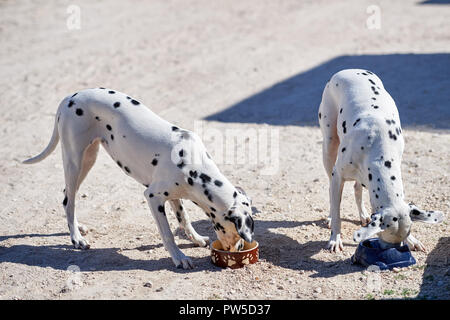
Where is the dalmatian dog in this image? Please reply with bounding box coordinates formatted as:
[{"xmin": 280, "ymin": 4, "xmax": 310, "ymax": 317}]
[
  {"xmin": 23, "ymin": 88, "xmax": 254, "ymax": 269},
  {"xmin": 318, "ymin": 69, "xmax": 444, "ymax": 252}
]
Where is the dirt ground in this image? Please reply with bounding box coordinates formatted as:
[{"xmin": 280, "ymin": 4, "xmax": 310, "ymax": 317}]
[{"xmin": 0, "ymin": 0, "xmax": 449, "ymax": 300}]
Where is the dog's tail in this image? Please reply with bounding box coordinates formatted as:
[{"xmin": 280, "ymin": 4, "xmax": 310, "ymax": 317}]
[{"xmin": 23, "ymin": 113, "xmax": 60, "ymax": 164}]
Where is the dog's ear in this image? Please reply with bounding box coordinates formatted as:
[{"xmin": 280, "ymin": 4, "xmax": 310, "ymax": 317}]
[
  {"xmin": 235, "ymin": 186, "xmax": 246, "ymax": 195},
  {"xmin": 408, "ymin": 203, "xmax": 444, "ymax": 224},
  {"xmin": 353, "ymin": 213, "xmax": 385, "ymax": 242},
  {"xmin": 226, "ymin": 207, "xmax": 254, "ymax": 243}
]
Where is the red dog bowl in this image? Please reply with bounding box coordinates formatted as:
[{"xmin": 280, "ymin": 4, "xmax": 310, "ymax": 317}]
[{"xmin": 210, "ymin": 240, "xmax": 259, "ymax": 269}]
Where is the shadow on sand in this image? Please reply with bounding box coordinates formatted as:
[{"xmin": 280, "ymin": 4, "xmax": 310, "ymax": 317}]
[
  {"xmin": 417, "ymin": 236, "xmax": 450, "ymax": 299},
  {"xmin": 205, "ymin": 53, "xmax": 450, "ymax": 130},
  {"xmin": 0, "ymin": 232, "xmax": 211, "ymax": 274},
  {"xmin": 419, "ymin": 0, "xmax": 450, "ymax": 4},
  {"xmin": 0, "ymin": 217, "xmax": 364, "ymax": 277},
  {"xmin": 191, "ymin": 217, "xmax": 363, "ymax": 278}
]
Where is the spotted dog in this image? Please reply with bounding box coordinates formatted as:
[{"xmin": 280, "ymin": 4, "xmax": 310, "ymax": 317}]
[
  {"xmin": 23, "ymin": 88, "xmax": 254, "ymax": 269},
  {"xmin": 318, "ymin": 69, "xmax": 444, "ymax": 252}
]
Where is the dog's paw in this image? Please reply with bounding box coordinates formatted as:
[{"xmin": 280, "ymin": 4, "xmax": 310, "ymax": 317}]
[
  {"xmin": 327, "ymin": 234, "xmax": 344, "ymax": 252},
  {"xmin": 359, "ymin": 212, "xmax": 371, "ymax": 227},
  {"xmin": 172, "ymin": 252, "xmax": 194, "ymax": 269},
  {"xmin": 71, "ymin": 237, "xmax": 90, "ymax": 250},
  {"xmin": 193, "ymin": 235, "xmax": 210, "ymax": 247},
  {"xmin": 184, "ymin": 229, "xmax": 210, "ymax": 247},
  {"xmin": 405, "ymin": 235, "xmax": 426, "ymax": 252}
]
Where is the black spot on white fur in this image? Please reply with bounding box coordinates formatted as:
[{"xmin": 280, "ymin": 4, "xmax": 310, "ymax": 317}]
[
  {"xmin": 189, "ymin": 170, "xmax": 198, "ymax": 178},
  {"xmin": 388, "ymin": 130, "xmax": 397, "ymax": 141},
  {"xmin": 177, "ymin": 161, "xmax": 185, "ymax": 169},
  {"xmin": 199, "ymin": 173, "xmax": 211, "ymax": 184}
]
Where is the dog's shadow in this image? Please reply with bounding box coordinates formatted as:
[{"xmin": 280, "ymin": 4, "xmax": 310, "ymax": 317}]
[
  {"xmin": 417, "ymin": 237, "xmax": 450, "ymax": 299},
  {"xmin": 190, "ymin": 217, "xmax": 363, "ymax": 278},
  {"xmin": 205, "ymin": 53, "xmax": 450, "ymax": 130},
  {"xmin": 0, "ymin": 217, "xmax": 363, "ymax": 277},
  {"xmin": 0, "ymin": 232, "xmax": 216, "ymax": 274}
]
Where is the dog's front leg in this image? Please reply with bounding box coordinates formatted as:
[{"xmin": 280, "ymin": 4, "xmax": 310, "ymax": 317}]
[
  {"xmin": 168, "ymin": 199, "xmax": 209, "ymax": 247},
  {"xmin": 327, "ymin": 169, "xmax": 344, "ymax": 252},
  {"xmin": 144, "ymin": 189, "xmax": 193, "ymax": 269}
]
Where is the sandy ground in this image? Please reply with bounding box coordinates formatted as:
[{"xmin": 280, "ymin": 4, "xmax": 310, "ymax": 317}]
[{"xmin": 0, "ymin": 0, "xmax": 449, "ymax": 300}]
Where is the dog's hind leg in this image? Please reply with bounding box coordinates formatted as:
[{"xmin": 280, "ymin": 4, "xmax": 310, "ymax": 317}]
[
  {"xmin": 74, "ymin": 139, "xmax": 100, "ymax": 235},
  {"xmin": 319, "ymin": 84, "xmax": 345, "ymax": 251},
  {"xmin": 168, "ymin": 199, "xmax": 209, "ymax": 247},
  {"xmin": 61, "ymin": 135, "xmax": 98, "ymax": 249},
  {"xmin": 354, "ymin": 182, "xmax": 370, "ymax": 226},
  {"xmin": 76, "ymin": 139, "xmax": 100, "ymax": 191},
  {"xmin": 319, "ymin": 83, "xmax": 340, "ymax": 228},
  {"xmin": 327, "ymin": 169, "xmax": 345, "ymax": 252}
]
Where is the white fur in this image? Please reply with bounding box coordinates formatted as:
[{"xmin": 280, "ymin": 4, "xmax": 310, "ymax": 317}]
[
  {"xmin": 24, "ymin": 88, "xmax": 254, "ymax": 269},
  {"xmin": 318, "ymin": 69, "xmax": 444, "ymax": 252}
]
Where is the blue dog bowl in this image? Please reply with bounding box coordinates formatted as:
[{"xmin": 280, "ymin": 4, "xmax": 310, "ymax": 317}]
[{"xmin": 351, "ymin": 238, "xmax": 416, "ymax": 270}]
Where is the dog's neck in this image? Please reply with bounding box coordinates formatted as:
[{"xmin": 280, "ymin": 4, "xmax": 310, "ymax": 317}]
[
  {"xmin": 184, "ymin": 167, "xmax": 236, "ymax": 216},
  {"xmin": 363, "ymin": 154, "xmax": 405, "ymax": 213}
]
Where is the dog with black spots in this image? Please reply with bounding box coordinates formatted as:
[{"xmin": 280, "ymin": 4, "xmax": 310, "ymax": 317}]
[
  {"xmin": 23, "ymin": 88, "xmax": 254, "ymax": 269},
  {"xmin": 318, "ymin": 69, "xmax": 444, "ymax": 252}
]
